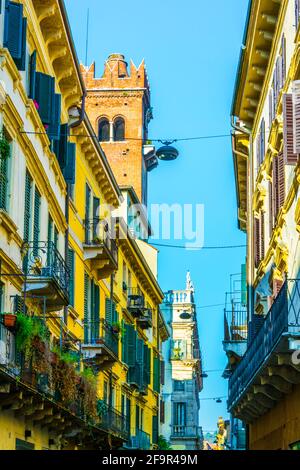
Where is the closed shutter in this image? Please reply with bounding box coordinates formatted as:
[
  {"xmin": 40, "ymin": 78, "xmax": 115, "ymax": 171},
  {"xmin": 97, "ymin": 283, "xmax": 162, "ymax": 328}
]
[
  {"xmin": 292, "ymin": 82, "xmax": 300, "ymax": 156},
  {"xmin": 136, "ymin": 338, "xmax": 144, "ymax": 389},
  {"xmin": 160, "ymin": 360, "xmax": 165, "ymax": 385},
  {"xmin": 29, "ymin": 50, "xmax": 36, "ymax": 100},
  {"xmin": 68, "ymin": 248, "xmax": 75, "ymax": 307},
  {"xmin": 256, "ymin": 134, "xmax": 261, "ymax": 171},
  {"xmin": 152, "ymin": 415, "xmax": 159, "ymax": 445},
  {"xmin": 283, "ymin": 94, "xmax": 298, "ymax": 164},
  {"xmin": 35, "ymin": 72, "xmax": 55, "ymax": 125},
  {"xmin": 54, "ymin": 226, "xmax": 58, "ymax": 251},
  {"xmin": 273, "ymin": 153, "xmax": 285, "ymax": 220},
  {"xmin": 260, "ymin": 119, "xmax": 265, "ymax": 164},
  {"xmin": 269, "ymin": 89, "xmax": 274, "ymax": 127},
  {"xmin": 23, "ymin": 171, "xmax": 32, "ymax": 242},
  {"xmin": 122, "ymin": 322, "xmax": 129, "ymax": 364},
  {"xmin": 254, "ymin": 217, "xmax": 260, "ymax": 268},
  {"xmin": 14, "ymin": 17, "xmax": 27, "ymax": 71},
  {"xmin": 153, "ymin": 355, "xmax": 160, "ymax": 393},
  {"xmin": 127, "ymin": 324, "xmax": 137, "ymax": 367},
  {"xmin": 296, "ymin": 0, "xmax": 300, "ymax": 30},
  {"xmin": 94, "ymin": 283, "xmax": 100, "ymax": 340},
  {"xmin": 105, "ymin": 298, "xmax": 113, "ymax": 324},
  {"xmin": 0, "ymin": 153, "xmax": 8, "ymax": 210},
  {"xmin": 143, "ymin": 344, "xmax": 151, "ymax": 387},
  {"xmin": 33, "ymin": 187, "xmax": 41, "ymax": 251},
  {"xmin": 4, "ymin": 1, "xmax": 24, "ymax": 63},
  {"xmin": 84, "ymin": 273, "xmax": 89, "ymax": 342},
  {"xmin": 269, "ymin": 180, "xmax": 273, "ymax": 237},
  {"xmin": 160, "ymin": 400, "xmax": 165, "ymax": 424},
  {"xmin": 53, "ymin": 123, "xmax": 68, "ymax": 168},
  {"xmin": 63, "ymin": 142, "xmax": 76, "ymax": 184},
  {"xmin": 48, "ymin": 94, "xmax": 61, "ymax": 141},
  {"xmin": 281, "ymin": 35, "xmax": 286, "ymax": 85}
]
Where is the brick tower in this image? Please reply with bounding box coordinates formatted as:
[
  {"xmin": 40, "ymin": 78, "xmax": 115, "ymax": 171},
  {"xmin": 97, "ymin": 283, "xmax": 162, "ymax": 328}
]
[{"xmin": 81, "ymin": 54, "xmax": 157, "ymax": 206}]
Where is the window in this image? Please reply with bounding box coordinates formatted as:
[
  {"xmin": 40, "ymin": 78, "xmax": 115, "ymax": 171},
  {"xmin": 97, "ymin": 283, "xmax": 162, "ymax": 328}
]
[
  {"xmin": 296, "ymin": 1, "xmax": 300, "ymax": 30},
  {"xmin": 103, "ymin": 380, "xmax": 109, "ymax": 405},
  {"xmin": 0, "ymin": 134, "xmax": 11, "ymax": 211},
  {"xmin": 0, "ymin": 282, "xmax": 4, "ymax": 311},
  {"xmin": 98, "ymin": 118, "xmax": 110, "ymax": 142},
  {"xmin": 173, "ymin": 380, "xmax": 185, "ymax": 392},
  {"xmin": 122, "ymin": 261, "xmax": 127, "ymax": 291},
  {"xmin": 4, "ymin": 2, "xmax": 27, "ymax": 71},
  {"xmin": 68, "ymin": 248, "xmax": 75, "ymax": 307},
  {"xmin": 84, "ymin": 274, "xmax": 100, "ymax": 343},
  {"xmin": 23, "ymin": 170, "xmax": 33, "ymax": 242},
  {"xmin": 113, "ymin": 117, "xmax": 125, "ymax": 141},
  {"xmin": 173, "ymin": 402, "xmax": 186, "ymax": 426}
]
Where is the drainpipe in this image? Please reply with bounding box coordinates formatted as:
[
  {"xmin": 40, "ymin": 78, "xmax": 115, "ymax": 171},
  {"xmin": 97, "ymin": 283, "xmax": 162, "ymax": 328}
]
[{"xmin": 63, "ymin": 92, "xmax": 87, "ymax": 325}]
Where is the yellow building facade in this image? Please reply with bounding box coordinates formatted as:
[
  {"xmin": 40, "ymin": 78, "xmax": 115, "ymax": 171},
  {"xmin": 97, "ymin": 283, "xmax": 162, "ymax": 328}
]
[
  {"xmin": 0, "ymin": 0, "xmax": 167, "ymax": 450},
  {"xmin": 229, "ymin": 0, "xmax": 300, "ymax": 450}
]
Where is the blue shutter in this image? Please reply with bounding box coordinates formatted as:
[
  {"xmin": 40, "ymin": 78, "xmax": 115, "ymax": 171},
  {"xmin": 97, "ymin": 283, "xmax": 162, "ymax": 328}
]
[
  {"xmin": 105, "ymin": 298, "xmax": 113, "ymax": 324},
  {"xmin": 33, "ymin": 187, "xmax": 41, "ymax": 255},
  {"xmin": 35, "ymin": 72, "xmax": 55, "ymax": 125},
  {"xmin": 4, "ymin": 1, "xmax": 23, "ymax": 61},
  {"xmin": 122, "ymin": 322, "xmax": 129, "ymax": 364},
  {"xmin": 29, "ymin": 50, "xmax": 37, "ymax": 100},
  {"xmin": 62, "ymin": 142, "xmax": 76, "ymax": 184},
  {"xmin": 14, "ymin": 17, "xmax": 27, "ymax": 71},
  {"xmin": 94, "ymin": 284, "xmax": 100, "ymax": 340},
  {"xmin": 48, "ymin": 94, "xmax": 61, "ymax": 141},
  {"xmin": 23, "ymin": 171, "xmax": 32, "ymax": 242},
  {"xmin": 0, "ymin": 153, "xmax": 8, "ymax": 210},
  {"xmin": 54, "ymin": 123, "xmax": 68, "ymax": 168}
]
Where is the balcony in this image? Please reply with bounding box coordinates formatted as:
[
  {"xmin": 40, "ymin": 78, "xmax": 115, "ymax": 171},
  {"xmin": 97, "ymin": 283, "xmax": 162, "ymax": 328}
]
[
  {"xmin": 137, "ymin": 305, "xmax": 152, "ymax": 329},
  {"xmin": 171, "ymin": 425, "xmax": 203, "ymax": 440},
  {"xmin": 128, "ymin": 429, "xmax": 151, "ymax": 450},
  {"xmin": 228, "ymin": 280, "xmax": 300, "ymax": 423},
  {"xmin": 127, "ymin": 288, "xmax": 144, "ymax": 317},
  {"xmin": 99, "ymin": 404, "xmax": 129, "ymax": 441},
  {"xmin": 223, "ymin": 303, "xmax": 248, "ymax": 376},
  {"xmin": 83, "ymin": 218, "xmax": 118, "ymax": 279},
  {"xmin": 22, "ymin": 241, "xmax": 69, "ymax": 311},
  {"xmin": 81, "ymin": 319, "xmax": 119, "ymax": 370}
]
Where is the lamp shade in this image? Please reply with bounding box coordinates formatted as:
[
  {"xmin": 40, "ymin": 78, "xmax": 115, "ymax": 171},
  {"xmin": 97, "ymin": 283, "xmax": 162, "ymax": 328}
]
[{"xmin": 156, "ymin": 145, "xmax": 179, "ymax": 161}]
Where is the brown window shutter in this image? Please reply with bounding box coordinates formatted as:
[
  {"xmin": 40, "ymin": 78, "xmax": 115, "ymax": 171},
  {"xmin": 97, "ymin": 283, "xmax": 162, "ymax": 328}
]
[
  {"xmin": 254, "ymin": 217, "xmax": 260, "ymax": 268},
  {"xmin": 283, "ymin": 94, "xmax": 298, "ymax": 164},
  {"xmin": 277, "ymin": 152, "xmax": 285, "ymax": 210},
  {"xmin": 269, "ymin": 180, "xmax": 273, "ymax": 237},
  {"xmin": 160, "ymin": 360, "xmax": 165, "ymax": 385},
  {"xmin": 160, "ymin": 400, "xmax": 165, "ymax": 424},
  {"xmin": 260, "ymin": 212, "xmax": 265, "ymax": 261}
]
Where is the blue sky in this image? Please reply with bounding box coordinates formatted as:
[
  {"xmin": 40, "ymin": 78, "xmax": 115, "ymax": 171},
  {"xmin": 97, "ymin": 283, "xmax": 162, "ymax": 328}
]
[{"xmin": 65, "ymin": 0, "xmax": 248, "ymax": 433}]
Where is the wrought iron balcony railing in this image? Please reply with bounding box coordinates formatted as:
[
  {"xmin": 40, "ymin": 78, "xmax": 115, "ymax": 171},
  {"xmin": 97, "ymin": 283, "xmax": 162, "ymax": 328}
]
[
  {"xmin": 99, "ymin": 404, "xmax": 129, "ymax": 441},
  {"xmin": 22, "ymin": 241, "xmax": 70, "ymax": 305},
  {"xmin": 83, "ymin": 319, "xmax": 119, "ymax": 358},
  {"xmin": 129, "ymin": 429, "xmax": 151, "ymax": 450},
  {"xmin": 137, "ymin": 305, "xmax": 152, "ymax": 329},
  {"xmin": 224, "ymin": 304, "xmax": 248, "ymax": 342},
  {"xmin": 127, "ymin": 288, "xmax": 145, "ymax": 315},
  {"xmin": 84, "ymin": 218, "xmax": 118, "ymax": 265},
  {"xmin": 228, "ymin": 279, "xmax": 300, "ymax": 410},
  {"xmin": 171, "ymin": 425, "xmax": 202, "ymax": 438}
]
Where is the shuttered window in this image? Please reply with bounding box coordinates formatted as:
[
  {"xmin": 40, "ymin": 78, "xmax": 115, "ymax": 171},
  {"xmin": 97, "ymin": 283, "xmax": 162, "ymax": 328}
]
[
  {"xmin": 4, "ymin": 1, "xmax": 27, "ymax": 71},
  {"xmin": 143, "ymin": 344, "xmax": 151, "ymax": 387},
  {"xmin": 153, "ymin": 355, "xmax": 160, "ymax": 393},
  {"xmin": 0, "ymin": 151, "xmax": 9, "ymax": 211},
  {"xmin": 260, "ymin": 212, "xmax": 265, "ymax": 262},
  {"xmin": 254, "ymin": 216, "xmax": 260, "ymax": 269},
  {"xmin": 256, "ymin": 119, "xmax": 265, "ymax": 170},
  {"xmin": 47, "ymin": 94, "xmax": 61, "ymax": 141},
  {"xmin": 283, "ymin": 94, "xmax": 298, "ymax": 164},
  {"xmin": 33, "ymin": 187, "xmax": 41, "ymax": 252},
  {"xmin": 160, "ymin": 400, "xmax": 165, "ymax": 424},
  {"xmin": 29, "ymin": 50, "xmax": 36, "ymax": 99},
  {"xmin": 53, "ymin": 123, "xmax": 68, "ymax": 169},
  {"xmin": 160, "ymin": 360, "xmax": 165, "ymax": 385},
  {"xmin": 281, "ymin": 35, "xmax": 286, "ymax": 86},
  {"xmin": 84, "ymin": 273, "xmax": 90, "ymax": 343},
  {"xmin": 35, "ymin": 72, "xmax": 55, "ymax": 125},
  {"xmin": 127, "ymin": 324, "xmax": 137, "ymax": 368},
  {"xmin": 63, "ymin": 143, "xmax": 76, "ymax": 184},
  {"xmin": 23, "ymin": 171, "xmax": 32, "ymax": 242},
  {"xmin": 68, "ymin": 248, "xmax": 75, "ymax": 307},
  {"xmin": 105, "ymin": 298, "xmax": 113, "ymax": 325},
  {"xmin": 269, "ymin": 181, "xmax": 274, "ymax": 237},
  {"xmin": 272, "ymin": 152, "xmax": 285, "ymax": 221},
  {"xmin": 152, "ymin": 415, "xmax": 159, "ymax": 445},
  {"xmin": 296, "ymin": 0, "xmax": 300, "ymax": 30},
  {"xmin": 136, "ymin": 338, "xmax": 144, "ymax": 389}
]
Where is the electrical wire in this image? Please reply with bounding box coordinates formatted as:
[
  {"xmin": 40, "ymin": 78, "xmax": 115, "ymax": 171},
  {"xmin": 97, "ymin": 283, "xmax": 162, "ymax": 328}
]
[{"xmin": 151, "ymin": 242, "xmax": 246, "ymax": 250}]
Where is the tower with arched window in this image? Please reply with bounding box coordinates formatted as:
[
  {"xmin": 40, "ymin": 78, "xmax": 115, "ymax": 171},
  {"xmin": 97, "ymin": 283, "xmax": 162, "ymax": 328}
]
[{"xmin": 81, "ymin": 54, "xmax": 157, "ymax": 206}]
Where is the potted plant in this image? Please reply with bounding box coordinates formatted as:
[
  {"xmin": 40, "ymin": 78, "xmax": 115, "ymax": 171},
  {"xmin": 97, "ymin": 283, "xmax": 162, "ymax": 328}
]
[
  {"xmin": 1, "ymin": 313, "xmax": 17, "ymax": 329},
  {"xmin": 0, "ymin": 133, "xmax": 10, "ymax": 160},
  {"xmin": 111, "ymin": 321, "xmax": 122, "ymax": 334}
]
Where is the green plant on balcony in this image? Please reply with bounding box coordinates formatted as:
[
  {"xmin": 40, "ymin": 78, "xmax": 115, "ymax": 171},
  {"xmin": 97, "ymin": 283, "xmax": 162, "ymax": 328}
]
[
  {"xmin": 16, "ymin": 313, "xmax": 49, "ymax": 365},
  {"xmin": 158, "ymin": 435, "xmax": 172, "ymax": 450},
  {"xmin": 111, "ymin": 321, "xmax": 125, "ymax": 337},
  {"xmin": 51, "ymin": 346, "xmax": 78, "ymax": 405},
  {"xmin": 78, "ymin": 367, "xmax": 98, "ymax": 420},
  {"xmin": 0, "ymin": 133, "xmax": 10, "ymax": 160}
]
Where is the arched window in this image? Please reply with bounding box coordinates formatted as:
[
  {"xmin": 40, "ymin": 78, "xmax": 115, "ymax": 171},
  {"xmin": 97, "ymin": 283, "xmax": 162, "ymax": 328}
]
[
  {"xmin": 113, "ymin": 117, "xmax": 125, "ymax": 141},
  {"xmin": 98, "ymin": 118, "xmax": 110, "ymax": 142}
]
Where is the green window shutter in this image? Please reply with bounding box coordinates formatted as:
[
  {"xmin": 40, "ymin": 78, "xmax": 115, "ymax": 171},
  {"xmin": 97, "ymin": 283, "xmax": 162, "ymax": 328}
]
[
  {"xmin": 84, "ymin": 273, "xmax": 89, "ymax": 342},
  {"xmin": 153, "ymin": 356, "xmax": 160, "ymax": 393},
  {"xmin": 136, "ymin": 338, "xmax": 144, "ymax": 389},
  {"xmin": 53, "ymin": 123, "xmax": 68, "ymax": 168},
  {"xmin": 4, "ymin": 1, "xmax": 24, "ymax": 62},
  {"xmin": 94, "ymin": 283, "xmax": 100, "ymax": 324},
  {"xmin": 105, "ymin": 298, "xmax": 115, "ymax": 325},
  {"xmin": 62, "ymin": 142, "xmax": 76, "ymax": 184},
  {"xmin": 14, "ymin": 17, "xmax": 27, "ymax": 71},
  {"xmin": 143, "ymin": 345, "xmax": 151, "ymax": 387},
  {"xmin": 23, "ymin": 171, "xmax": 32, "ymax": 242},
  {"xmin": 0, "ymin": 154, "xmax": 8, "ymax": 210},
  {"xmin": 29, "ymin": 50, "xmax": 36, "ymax": 99},
  {"xmin": 35, "ymin": 72, "xmax": 55, "ymax": 125},
  {"xmin": 54, "ymin": 226, "xmax": 58, "ymax": 251},
  {"xmin": 33, "ymin": 187, "xmax": 41, "ymax": 248},
  {"xmin": 68, "ymin": 248, "xmax": 75, "ymax": 307},
  {"xmin": 48, "ymin": 93, "xmax": 61, "ymax": 141},
  {"xmin": 127, "ymin": 324, "xmax": 137, "ymax": 367},
  {"xmin": 152, "ymin": 415, "xmax": 158, "ymax": 445},
  {"xmin": 85, "ymin": 183, "xmax": 91, "ymax": 221}
]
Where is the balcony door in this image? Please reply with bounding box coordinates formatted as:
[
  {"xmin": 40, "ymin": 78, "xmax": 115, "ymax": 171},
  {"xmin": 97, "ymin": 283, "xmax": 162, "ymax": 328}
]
[{"xmin": 173, "ymin": 402, "xmax": 186, "ymax": 427}]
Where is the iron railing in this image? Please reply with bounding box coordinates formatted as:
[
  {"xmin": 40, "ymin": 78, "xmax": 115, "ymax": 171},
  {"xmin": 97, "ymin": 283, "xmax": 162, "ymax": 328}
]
[
  {"xmin": 84, "ymin": 218, "xmax": 118, "ymax": 265},
  {"xmin": 224, "ymin": 303, "xmax": 248, "ymax": 342},
  {"xmin": 83, "ymin": 319, "xmax": 119, "ymax": 358},
  {"xmin": 22, "ymin": 241, "xmax": 70, "ymax": 302},
  {"xmin": 100, "ymin": 404, "xmax": 129, "ymax": 440},
  {"xmin": 129, "ymin": 429, "xmax": 151, "ymax": 449},
  {"xmin": 127, "ymin": 288, "xmax": 145, "ymax": 312},
  {"xmin": 228, "ymin": 279, "xmax": 300, "ymax": 409},
  {"xmin": 171, "ymin": 425, "xmax": 202, "ymax": 438}
]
